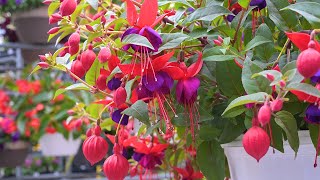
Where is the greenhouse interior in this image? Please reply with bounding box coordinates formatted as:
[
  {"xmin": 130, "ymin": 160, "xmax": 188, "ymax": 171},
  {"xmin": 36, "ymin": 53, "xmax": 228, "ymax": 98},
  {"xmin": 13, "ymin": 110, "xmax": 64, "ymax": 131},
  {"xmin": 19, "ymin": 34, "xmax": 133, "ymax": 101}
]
[{"xmin": 1, "ymin": 0, "xmax": 320, "ymax": 179}]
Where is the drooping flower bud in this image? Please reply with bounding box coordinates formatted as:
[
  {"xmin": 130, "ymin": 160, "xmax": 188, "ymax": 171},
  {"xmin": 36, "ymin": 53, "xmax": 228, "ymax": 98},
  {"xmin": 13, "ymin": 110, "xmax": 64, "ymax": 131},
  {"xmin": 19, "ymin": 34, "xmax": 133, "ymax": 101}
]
[
  {"xmin": 98, "ymin": 47, "xmax": 112, "ymax": 63},
  {"xmin": 270, "ymin": 99, "xmax": 283, "ymax": 112},
  {"xmin": 38, "ymin": 62, "xmax": 50, "ymax": 69},
  {"xmin": 243, "ymin": 126, "xmax": 270, "ymax": 162},
  {"xmin": 70, "ymin": 60, "xmax": 86, "ymax": 81},
  {"xmin": 114, "ymin": 87, "xmax": 127, "ymax": 107},
  {"xmin": 69, "ymin": 45, "xmax": 79, "ymax": 56},
  {"xmin": 279, "ymin": 80, "xmax": 286, "ymax": 88},
  {"xmin": 85, "ymin": 25, "xmax": 94, "ymax": 31},
  {"xmin": 103, "ymin": 143, "xmax": 129, "ymax": 180},
  {"xmin": 96, "ymin": 74, "xmax": 108, "ymax": 90},
  {"xmin": 82, "ymin": 126, "xmax": 109, "ymax": 165},
  {"xmin": 49, "ymin": 13, "xmax": 62, "ymax": 24},
  {"xmin": 68, "ymin": 32, "xmax": 80, "ymax": 46},
  {"xmin": 296, "ymin": 40, "xmax": 320, "ymax": 78},
  {"xmin": 258, "ymin": 104, "xmax": 271, "ymax": 126},
  {"xmin": 80, "ymin": 45, "xmax": 96, "ymax": 71},
  {"xmin": 266, "ymin": 73, "xmax": 274, "ymax": 81},
  {"xmin": 47, "ymin": 27, "xmax": 60, "ymax": 34},
  {"xmin": 60, "ymin": 0, "xmax": 77, "ymax": 16}
]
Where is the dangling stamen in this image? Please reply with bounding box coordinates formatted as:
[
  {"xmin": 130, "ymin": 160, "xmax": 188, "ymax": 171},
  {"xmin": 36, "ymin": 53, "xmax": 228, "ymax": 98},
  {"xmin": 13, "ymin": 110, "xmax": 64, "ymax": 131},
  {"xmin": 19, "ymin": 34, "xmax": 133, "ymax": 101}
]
[
  {"xmin": 314, "ymin": 124, "xmax": 320, "ymax": 168},
  {"xmin": 156, "ymin": 93, "xmax": 173, "ymax": 132},
  {"xmin": 188, "ymin": 104, "xmax": 195, "ymax": 143},
  {"xmin": 160, "ymin": 93, "xmax": 177, "ymax": 117},
  {"xmin": 258, "ymin": 9, "xmax": 264, "ymax": 23}
]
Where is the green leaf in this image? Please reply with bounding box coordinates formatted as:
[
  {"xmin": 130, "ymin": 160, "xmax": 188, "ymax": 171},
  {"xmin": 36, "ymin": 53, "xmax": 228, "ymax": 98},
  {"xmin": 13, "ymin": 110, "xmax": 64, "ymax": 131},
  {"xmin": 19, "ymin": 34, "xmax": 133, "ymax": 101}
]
[
  {"xmin": 30, "ymin": 65, "xmax": 41, "ymax": 75},
  {"xmin": 252, "ymin": 70, "xmax": 283, "ymax": 86},
  {"xmin": 86, "ymin": 0, "xmax": 98, "ymax": 10},
  {"xmin": 244, "ymin": 36, "xmax": 272, "ymax": 51},
  {"xmin": 282, "ymin": 2, "xmax": 320, "ymax": 27},
  {"xmin": 86, "ymin": 103, "xmax": 103, "ymax": 119},
  {"xmin": 308, "ymin": 124, "xmax": 319, "ymax": 149},
  {"xmin": 216, "ymin": 61, "xmax": 245, "ymax": 97},
  {"xmin": 122, "ymin": 34, "xmax": 155, "ymax": 50},
  {"xmin": 197, "ymin": 140, "xmax": 225, "ymax": 180},
  {"xmin": 125, "ymin": 79, "xmax": 136, "ymax": 102},
  {"xmin": 275, "ymin": 111, "xmax": 299, "ymax": 155},
  {"xmin": 158, "ymin": 33, "xmax": 189, "ymax": 52},
  {"xmin": 203, "ymin": 55, "xmax": 237, "ymax": 62},
  {"xmin": 267, "ymin": 0, "xmax": 299, "ymax": 30},
  {"xmin": 199, "ymin": 125, "xmax": 221, "ymax": 141},
  {"xmin": 48, "ymin": 2, "xmax": 60, "ymax": 16},
  {"xmin": 238, "ymin": 0, "xmax": 250, "ymax": 8},
  {"xmin": 54, "ymin": 83, "xmax": 90, "ymax": 99},
  {"xmin": 287, "ymin": 83, "xmax": 320, "ymax": 98},
  {"xmin": 254, "ymin": 24, "xmax": 275, "ymax": 62},
  {"xmin": 185, "ymin": 5, "xmax": 230, "ymax": 22},
  {"xmin": 270, "ymin": 118, "xmax": 284, "ymax": 153},
  {"xmin": 218, "ymin": 117, "xmax": 246, "ymax": 143},
  {"xmin": 222, "ymin": 92, "xmax": 268, "ymax": 116},
  {"xmin": 242, "ymin": 54, "xmax": 272, "ymax": 94},
  {"xmin": 123, "ymin": 100, "xmax": 150, "ymax": 126},
  {"xmin": 85, "ymin": 59, "xmax": 101, "ymax": 86}
]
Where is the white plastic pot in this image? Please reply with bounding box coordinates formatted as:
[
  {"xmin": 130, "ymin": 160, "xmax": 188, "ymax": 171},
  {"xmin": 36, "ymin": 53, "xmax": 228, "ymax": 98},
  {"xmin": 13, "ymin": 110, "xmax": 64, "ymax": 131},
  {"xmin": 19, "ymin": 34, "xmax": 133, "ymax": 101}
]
[
  {"xmin": 39, "ymin": 133, "xmax": 81, "ymax": 157},
  {"xmin": 223, "ymin": 131, "xmax": 320, "ymax": 180}
]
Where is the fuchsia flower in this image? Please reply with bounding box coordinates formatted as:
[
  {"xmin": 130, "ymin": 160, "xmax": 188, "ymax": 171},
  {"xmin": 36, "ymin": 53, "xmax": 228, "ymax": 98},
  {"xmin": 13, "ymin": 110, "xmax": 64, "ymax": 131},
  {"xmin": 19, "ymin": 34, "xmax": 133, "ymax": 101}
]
[
  {"xmin": 122, "ymin": 0, "xmax": 163, "ymax": 52},
  {"xmin": 131, "ymin": 140, "xmax": 168, "ymax": 170},
  {"xmin": 173, "ymin": 160, "xmax": 204, "ymax": 180}
]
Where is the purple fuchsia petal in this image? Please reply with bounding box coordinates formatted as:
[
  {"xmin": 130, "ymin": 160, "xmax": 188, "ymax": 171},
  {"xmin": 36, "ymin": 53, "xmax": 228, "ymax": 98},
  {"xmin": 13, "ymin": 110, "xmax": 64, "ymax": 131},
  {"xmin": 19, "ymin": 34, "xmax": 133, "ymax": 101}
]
[
  {"xmin": 158, "ymin": 71, "xmax": 174, "ymax": 94},
  {"xmin": 305, "ymin": 104, "xmax": 320, "ymax": 124},
  {"xmin": 139, "ymin": 154, "xmax": 161, "ymax": 170},
  {"xmin": 311, "ymin": 70, "xmax": 320, "ymax": 83},
  {"xmin": 183, "ymin": 77, "xmax": 200, "ymax": 103},
  {"xmin": 133, "ymin": 152, "xmax": 145, "ymax": 162},
  {"xmin": 121, "ymin": 27, "xmax": 140, "ymax": 51},
  {"xmin": 139, "ymin": 26, "xmax": 162, "ymax": 52},
  {"xmin": 136, "ymin": 84, "xmax": 153, "ymax": 100},
  {"xmin": 142, "ymin": 72, "xmax": 165, "ymax": 92},
  {"xmin": 107, "ymin": 77, "xmax": 122, "ymax": 90},
  {"xmin": 111, "ymin": 109, "xmax": 129, "ymax": 125},
  {"xmin": 0, "ymin": 0, "xmax": 7, "ymax": 5},
  {"xmin": 226, "ymin": 15, "xmax": 235, "ymax": 22},
  {"xmin": 250, "ymin": 0, "xmax": 265, "ymax": 6},
  {"xmin": 11, "ymin": 132, "xmax": 20, "ymax": 142}
]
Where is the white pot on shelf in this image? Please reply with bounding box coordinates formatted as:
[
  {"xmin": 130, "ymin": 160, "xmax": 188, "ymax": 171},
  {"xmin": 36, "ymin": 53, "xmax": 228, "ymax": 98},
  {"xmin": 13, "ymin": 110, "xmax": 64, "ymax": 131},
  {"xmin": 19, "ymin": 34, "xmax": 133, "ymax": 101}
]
[
  {"xmin": 223, "ymin": 131, "xmax": 320, "ymax": 180},
  {"xmin": 39, "ymin": 133, "xmax": 81, "ymax": 157}
]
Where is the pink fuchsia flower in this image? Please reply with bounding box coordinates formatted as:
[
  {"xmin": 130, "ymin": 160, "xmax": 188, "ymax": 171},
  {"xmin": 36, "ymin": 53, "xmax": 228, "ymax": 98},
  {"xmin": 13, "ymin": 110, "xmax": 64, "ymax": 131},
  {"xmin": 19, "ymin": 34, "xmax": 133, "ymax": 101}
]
[
  {"xmin": 131, "ymin": 140, "xmax": 168, "ymax": 170},
  {"xmin": 173, "ymin": 160, "xmax": 203, "ymax": 180},
  {"xmin": 122, "ymin": 0, "xmax": 163, "ymax": 52}
]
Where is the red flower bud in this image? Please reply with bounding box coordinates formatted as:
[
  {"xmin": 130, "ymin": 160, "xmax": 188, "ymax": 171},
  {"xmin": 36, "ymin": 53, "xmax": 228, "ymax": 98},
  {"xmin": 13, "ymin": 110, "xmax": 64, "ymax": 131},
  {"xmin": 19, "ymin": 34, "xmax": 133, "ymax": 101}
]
[
  {"xmin": 279, "ymin": 80, "xmax": 286, "ymax": 88},
  {"xmin": 98, "ymin": 47, "xmax": 112, "ymax": 63},
  {"xmin": 242, "ymin": 126, "xmax": 270, "ymax": 162},
  {"xmin": 85, "ymin": 25, "xmax": 94, "ymax": 31},
  {"xmin": 60, "ymin": 0, "xmax": 77, "ymax": 16},
  {"xmin": 101, "ymin": 16, "xmax": 107, "ymax": 25},
  {"xmin": 70, "ymin": 60, "xmax": 86, "ymax": 81},
  {"xmin": 258, "ymin": 104, "xmax": 271, "ymax": 126},
  {"xmin": 213, "ymin": 40, "xmax": 222, "ymax": 46},
  {"xmin": 96, "ymin": 74, "xmax": 108, "ymax": 90},
  {"xmin": 82, "ymin": 126, "xmax": 109, "ymax": 165},
  {"xmin": 47, "ymin": 27, "xmax": 60, "ymax": 34},
  {"xmin": 80, "ymin": 47, "xmax": 96, "ymax": 71},
  {"xmin": 297, "ymin": 40, "xmax": 320, "ymax": 78},
  {"xmin": 38, "ymin": 62, "xmax": 50, "ymax": 69},
  {"xmin": 92, "ymin": 10, "xmax": 107, "ymax": 20},
  {"xmin": 69, "ymin": 45, "xmax": 79, "ymax": 55},
  {"xmin": 68, "ymin": 32, "xmax": 80, "ymax": 46},
  {"xmin": 218, "ymin": 36, "xmax": 223, "ymax": 42},
  {"xmin": 270, "ymin": 99, "xmax": 283, "ymax": 112},
  {"xmin": 266, "ymin": 73, "xmax": 274, "ymax": 81},
  {"xmin": 49, "ymin": 13, "xmax": 62, "ymax": 24},
  {"xmin": 103, "ymin": 144, "xmax": 129, "ymax": 180},
  {"xmin": 86, "ymin": 128, "xmax": 93, "ymax": 137},
  {"xmin": 38, "ymin": 55, "xmax": 47, "ymax": 61},
  {"xmin": 42, "ymin": 0, "xmax": 52, "ymax": 5},
  {"xmin": 114, "ymin": 87, "xmax": 127, "ymax": 107}
]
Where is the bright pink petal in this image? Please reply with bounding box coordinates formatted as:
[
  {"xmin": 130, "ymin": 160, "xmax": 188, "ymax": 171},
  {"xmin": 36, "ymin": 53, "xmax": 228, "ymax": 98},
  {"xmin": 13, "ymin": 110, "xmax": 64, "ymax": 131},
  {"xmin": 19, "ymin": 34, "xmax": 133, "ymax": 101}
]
[
  {"xmin": 106, "ymin": 134, "xmax": 116, "ymax": 144},
  {"xmin": 126, "ymin": 0, "xmax": 138, "ymax": 26},
  {"xmin": 132, "ymin": 141, "xmax": 149, "ymax": 154},
  {"xmin": 191, "ymin": 171, "xmax": 204, "ymax": 179},
  {"xmin": 150, "ymin": 144, "xmax": 168, "ymax": 154},
  {"xmin": 286, "ymin": 32, "xmax": 320, "ymax": 51},
  {"xmin": 187, "ymin": 52, "xmax": 203, "ymax": 77},
  {"xmin": 108, "ymin": 55, "xmax": 120, "ymax": 71},
  {"xmin": 173, "ymin": 167, "xmax": 189, "ymax": 178},
  {"xmin": 119, "ymin": 64, "xmax": 141, "ymax": 76},
  {"xmin": 137, "ymin": 0, "xmax": 158, "ymax": 27},
  {"xmin": 94, "ymin": 99, "xmax": 114, "ymax": 105},
  {"xmin": 152, "ymin": 51, "xmax": 174, "ymax": 71},
  {"xmin": 162, "ymin": 62, "xmax": 185, "ymax": 80}
]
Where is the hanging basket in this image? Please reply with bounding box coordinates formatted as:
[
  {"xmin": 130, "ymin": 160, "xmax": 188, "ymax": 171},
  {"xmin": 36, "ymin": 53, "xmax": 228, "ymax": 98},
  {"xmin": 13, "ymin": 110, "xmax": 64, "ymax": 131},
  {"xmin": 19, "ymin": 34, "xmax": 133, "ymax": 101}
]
[
  {"xmin": 0, "ymin": 141, "xmax": 29, "ymax": 168},
  {"xmin": 223, "ymin": 130, "xmax": 320, "ymax": 180},
  {"xmin": 39, "ymin": 133, "xmax": 81, "ymax": 157}
]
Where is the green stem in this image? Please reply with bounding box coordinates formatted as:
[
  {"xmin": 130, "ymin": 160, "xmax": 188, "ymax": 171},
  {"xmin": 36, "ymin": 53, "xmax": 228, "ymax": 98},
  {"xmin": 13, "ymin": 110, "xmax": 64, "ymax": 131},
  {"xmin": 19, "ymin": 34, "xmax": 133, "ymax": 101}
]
[{"xmin": 272, "ymin": 39, "xmax": 290, "ymax": 67}]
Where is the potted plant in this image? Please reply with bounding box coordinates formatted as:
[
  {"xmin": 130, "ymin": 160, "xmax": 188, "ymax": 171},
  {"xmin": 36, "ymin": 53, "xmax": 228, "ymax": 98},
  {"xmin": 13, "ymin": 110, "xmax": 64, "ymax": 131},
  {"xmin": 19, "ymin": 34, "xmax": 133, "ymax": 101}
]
[
  {"xmin": 36, "ymin": 0, "xmax": 320, "ymax": 179},
  {"xmin": 0, "ymin": 90, "xmax": 29, "ymax": 168},
  {"xmin": 0, "ymin": 0, "xmax": 51, "ymax": 44},
  {"xmin": 1, "ymin": 69, "xmax": 90, "ymax": 157}
]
